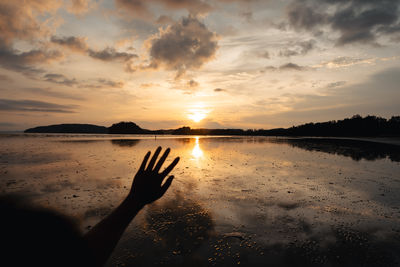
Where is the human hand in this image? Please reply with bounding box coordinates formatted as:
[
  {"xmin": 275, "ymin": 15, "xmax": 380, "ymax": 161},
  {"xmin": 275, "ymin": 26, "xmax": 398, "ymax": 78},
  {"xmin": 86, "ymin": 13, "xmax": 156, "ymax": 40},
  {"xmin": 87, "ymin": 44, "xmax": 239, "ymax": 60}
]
[{"xmin": 128, "ymin": 147, "xmax": 180, "ymax": 206}]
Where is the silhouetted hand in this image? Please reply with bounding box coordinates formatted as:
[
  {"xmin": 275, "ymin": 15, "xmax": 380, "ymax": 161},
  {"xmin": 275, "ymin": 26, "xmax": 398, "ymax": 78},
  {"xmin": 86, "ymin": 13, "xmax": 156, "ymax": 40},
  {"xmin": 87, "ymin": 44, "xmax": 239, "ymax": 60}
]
[
  {"xmin": 85, "ymin": 147, "xmax": 180, "ymax": 266},
  {"xmin": 128, "ymin": 147, "xmax": 180, "ymax": 206}
]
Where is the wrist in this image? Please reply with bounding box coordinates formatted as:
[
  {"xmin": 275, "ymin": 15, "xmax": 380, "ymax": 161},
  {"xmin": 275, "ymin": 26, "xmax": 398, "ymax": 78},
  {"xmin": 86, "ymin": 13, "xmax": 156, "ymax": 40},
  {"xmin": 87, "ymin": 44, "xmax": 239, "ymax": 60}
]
[{"xmin": 124, "ymin": 194, "xmax": 146, "ymax": 209}]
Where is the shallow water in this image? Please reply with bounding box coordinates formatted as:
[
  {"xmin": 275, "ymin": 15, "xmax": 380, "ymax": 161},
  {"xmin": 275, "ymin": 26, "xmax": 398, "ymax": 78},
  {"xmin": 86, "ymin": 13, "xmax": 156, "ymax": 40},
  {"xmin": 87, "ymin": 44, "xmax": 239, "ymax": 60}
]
[{"xmin": 1, "ymin": 134, "xmax": 400, "ymax": 266}]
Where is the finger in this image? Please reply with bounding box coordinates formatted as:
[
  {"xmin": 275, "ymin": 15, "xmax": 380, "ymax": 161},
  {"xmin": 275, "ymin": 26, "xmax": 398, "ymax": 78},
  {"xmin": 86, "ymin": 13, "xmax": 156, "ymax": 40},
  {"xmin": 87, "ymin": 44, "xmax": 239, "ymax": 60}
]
[
  {"xmin": 159, "ymin": 175, "xmax": 174, "ymax": 197},
  {"xmin": 139, "ymin": 151, "xmax": 151, "ymax": 172},
  {"xmin": 161, "ymin": 157, "xmax": 180, "ymax": 178},
  {"xmin": 153, "ymin": 147, "xmax": 170, "ymax": 173},
  {"xmin": 147, "ymin": 146, "xmax": 162, "ymax": 171}
]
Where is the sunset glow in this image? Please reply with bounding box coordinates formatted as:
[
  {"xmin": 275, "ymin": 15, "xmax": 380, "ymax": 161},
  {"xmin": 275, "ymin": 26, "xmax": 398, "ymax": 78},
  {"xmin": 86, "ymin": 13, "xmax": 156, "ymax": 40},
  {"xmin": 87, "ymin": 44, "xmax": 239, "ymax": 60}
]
[
  {"xmin": 0, "ymin": 0, "xmax": 399, "ymax": 131},
  {"xmin": 187, "ymin": 110, "xmax": 207, "ymax": 123}
]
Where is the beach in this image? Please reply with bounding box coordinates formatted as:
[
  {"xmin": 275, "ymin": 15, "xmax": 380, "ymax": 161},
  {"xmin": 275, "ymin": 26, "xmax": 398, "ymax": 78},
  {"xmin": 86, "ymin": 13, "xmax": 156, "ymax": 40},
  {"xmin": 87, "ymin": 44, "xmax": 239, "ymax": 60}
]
[{"xmin": 1, "ymin": 134, "xmax": 400, "ymax": 266}]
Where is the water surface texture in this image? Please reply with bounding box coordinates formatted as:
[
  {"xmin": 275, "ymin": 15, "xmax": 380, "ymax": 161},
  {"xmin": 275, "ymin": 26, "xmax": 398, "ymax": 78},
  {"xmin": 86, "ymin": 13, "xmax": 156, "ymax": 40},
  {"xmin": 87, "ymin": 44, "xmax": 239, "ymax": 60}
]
[{"xmin": 1, "ymin": 134, "xmax": 400, "ymax": 266}]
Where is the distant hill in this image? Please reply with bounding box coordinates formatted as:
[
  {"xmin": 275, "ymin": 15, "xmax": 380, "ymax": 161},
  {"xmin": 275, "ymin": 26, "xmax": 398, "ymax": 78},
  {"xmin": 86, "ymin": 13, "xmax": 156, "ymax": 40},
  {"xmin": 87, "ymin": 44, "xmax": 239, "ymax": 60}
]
[
  {"xmin": 260, "ymin": 115, "xmax": 400, "ymax": 137},
  {"xmin": 24, "ymin": 124, "xmax": 108, "ymax": 133},
  {"xmin": 108, "ymin": 122, "xmax": 150, "ymax": 134},
  {"xmin": 23, "ymin": 115, "xmax": 400, "ymax": 137}
]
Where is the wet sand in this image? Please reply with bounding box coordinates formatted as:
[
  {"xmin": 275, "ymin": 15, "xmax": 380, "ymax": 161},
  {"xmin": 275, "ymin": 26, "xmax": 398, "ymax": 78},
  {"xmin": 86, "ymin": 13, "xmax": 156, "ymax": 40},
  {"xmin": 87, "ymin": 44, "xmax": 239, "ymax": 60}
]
[{"xmin": 1, "ymin": 134, "xmax": 400, "ymax": 266}]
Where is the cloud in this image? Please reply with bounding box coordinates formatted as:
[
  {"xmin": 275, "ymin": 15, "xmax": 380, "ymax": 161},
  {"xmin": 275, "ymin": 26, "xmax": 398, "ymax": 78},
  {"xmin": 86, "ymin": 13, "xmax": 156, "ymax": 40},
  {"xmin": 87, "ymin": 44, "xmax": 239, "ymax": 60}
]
[
  {"xmin": 23, "ymin": 87, "xmax": 84, "ymax": 100},
  {"xmin": 67, "ymin": 0, "xmax": 93, "ymax": 15},
  {"xmin": 97, "ymin": 79, "xmax": 124, "ymax": 88},
  {"xmin": 326, "ymin": 81, "xmax": 346, "ymax": 88},
  {"xmin": 280, "ymin": 63, "xmax": 307, "ymax": 71},
  {"xmin": 140, "ymin": 83, "xmax": 159, "ymax": 88},
  {"xmin": 187, "ymin": 79, "xmax": 199, "ymax": 88},
  {"xmin": 51, "ymin": 35, "xmax": 138, "ymax": 71},
  {"xmin": 114, "ymin": 0, "xmax": 153, "ymax": 19},
  {"xmin": 286, "ymin": 0, "xmax": 400, "ymax": 45},
  {"xmin": 263, "ymin": 63, "xmax": 309, "ymax": 72},
  {"xmin": 316, "ymin": 56, "xmax": 376, "ymax": 69},
  {"xmin": 156, "ymin": 15, "xmax": 175, "ymax": 24},
  {"xmin": 0, "ymin": 74, "xmax": 12, "ymax": 82},
  {"xmin": 41, "ymin": 73, "xmax": 125, "ymax": 89},
  {"xmin": 79, "ymin": 79, "xmax": 125, "ymax": 89},
  {"xmin": 0, "ymin": 45, "xmax": 63, "ymax": 76},
  {"xmin": 145, "ymin": 15, "xmax": 218, "ymax": 79},
  {"xmin": 87, "ymin": 47, "xmax": 138, "ymax": 62},
  {"xmin": 115, "ymin": 0, "xmax": 212, "ymax": 19},
  {"xmin": 279, "ymin": 39, "xmax": 316, "ymax": 57},
  {"xmin": 159, "ymin": 0, "xmax": 212, "ymax": 15},
  {"xmin": 50, "ymin": 36, "xmax": 88, "ymax": 52},
  {"xmin": 286, "ymin": 1, "xmax": 326, "ymax": 31},
  {"xmin": 0, "ymin": 0, "xmax": 61, "ymax": 45},
  {"xmin": 44, "ymin": 73, "xmax": 78, "ymax": 86},
  {"xmin": 214, "ymin": 88, "xmax": 226, "ymax": 92},
  {"xmin": 0, "ymin": 99, "xmax": 76, "ymax": 113},
  {"xmin": 260, "ymin": 51, "xmax": 270, "ymax": 59}
]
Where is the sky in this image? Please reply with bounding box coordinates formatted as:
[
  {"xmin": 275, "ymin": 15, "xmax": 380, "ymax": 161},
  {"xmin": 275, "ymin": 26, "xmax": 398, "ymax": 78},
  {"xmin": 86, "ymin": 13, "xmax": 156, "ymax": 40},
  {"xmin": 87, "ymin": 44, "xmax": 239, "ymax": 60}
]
[{"xmin": 0, "ymin": 0, "xmax": 400, "ymax": 131}]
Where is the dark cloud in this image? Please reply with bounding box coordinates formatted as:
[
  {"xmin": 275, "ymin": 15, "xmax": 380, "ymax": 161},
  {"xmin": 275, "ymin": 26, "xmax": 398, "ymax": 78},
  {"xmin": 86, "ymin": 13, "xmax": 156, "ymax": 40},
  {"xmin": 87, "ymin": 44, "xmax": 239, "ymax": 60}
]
[
  {"xmin": 286, "ymin": 1, "xmax": 326, "ymax": 31},
  {"xmin": 79, "ymin": 79, "xmax": 125, "ymax": 89},
  {"xmin": 41, "ymin": 73, "xmax": 125, "ymax": 89},
  {"xmin": 146, "ymin": 15, "xmax": 218, "ymax": 79},
  {"xmin": 51, "ymin": 35, "xmax": 138, "ymax": 72},
  {"xmin": 263, "ymin": 63, "xmax": 309, "ymax": 72},
  {"xmin": 0, "ymin": 99, "xmax": 76, "ymax": 113},
  {"xmin": 44, "ymin": 73, "xmax": 78, "ymax": 86},
  {"xmin": 187, "ymin": 80, "xmax": 199, "ymax": 88},
  {"xmin": 87, "ymin": 47, "xmax": 138, "ymax": 62},
  {"xmin": 326, "ymin": 81, "xmax": 346, "ymax": 88},
  {"xmin": 0, "ymin": 45, "xmax": 63, "ymax": 76},
  {"xmin": 286, "ymin": 0, "xmax": 400, "ymax": 45},
  {"xmin": 279, "ymin": 39, "xmax": 316, "ymax": 57},
  {"xmin": 50, "ymin": 36, "xmax": 88, "ymax": 52},
  {"xmin": 214, "ymin": 88, "xmax": 226, "ymax": 92},
  {"xmin": 279, "ymin": 63, "xmax": 307, "ymax": 71}
]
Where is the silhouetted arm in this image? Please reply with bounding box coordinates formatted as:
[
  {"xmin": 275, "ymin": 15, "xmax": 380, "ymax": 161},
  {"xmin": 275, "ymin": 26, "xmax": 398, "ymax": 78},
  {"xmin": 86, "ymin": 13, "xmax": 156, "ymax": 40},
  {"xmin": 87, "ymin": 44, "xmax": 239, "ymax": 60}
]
[{"xmin": 84, "ymin": 147, "xmax": 180, "ymax": 266}]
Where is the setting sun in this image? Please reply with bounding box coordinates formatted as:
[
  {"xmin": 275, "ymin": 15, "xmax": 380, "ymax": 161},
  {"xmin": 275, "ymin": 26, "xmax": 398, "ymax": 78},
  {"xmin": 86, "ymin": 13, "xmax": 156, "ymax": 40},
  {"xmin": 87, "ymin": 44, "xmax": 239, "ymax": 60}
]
[
  {"xmin": 188, "ymin": 112, "xmax": 206, "ymax": 123},
  {"xmin": 187, "ymin": 107, "xmax": 208, "ymax": 123}
]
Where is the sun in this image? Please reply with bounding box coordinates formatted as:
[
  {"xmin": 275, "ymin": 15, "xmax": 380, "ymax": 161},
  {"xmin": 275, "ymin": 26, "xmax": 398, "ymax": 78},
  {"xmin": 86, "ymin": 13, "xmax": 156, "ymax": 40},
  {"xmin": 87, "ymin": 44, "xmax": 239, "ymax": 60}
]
[
  {"xmin": 188, "ymin": 111, "xmax": 206, "ymax": 123},
  {"xmin": 187, "ymin": 104, "xmax": 209, "ymax": 123}
]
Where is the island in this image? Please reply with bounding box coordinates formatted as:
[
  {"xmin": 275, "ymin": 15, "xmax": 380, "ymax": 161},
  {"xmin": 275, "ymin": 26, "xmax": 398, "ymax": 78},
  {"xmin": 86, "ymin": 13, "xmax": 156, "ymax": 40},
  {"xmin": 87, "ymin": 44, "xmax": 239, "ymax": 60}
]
[{"xmin": 24, "ymin": 115, "xmax": 400, "ymax": 137}]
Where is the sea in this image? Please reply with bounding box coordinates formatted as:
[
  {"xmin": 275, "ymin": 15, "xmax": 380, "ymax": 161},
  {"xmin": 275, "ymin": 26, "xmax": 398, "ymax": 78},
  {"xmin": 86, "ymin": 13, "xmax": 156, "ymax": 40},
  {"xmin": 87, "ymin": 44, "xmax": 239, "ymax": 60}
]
[{"xmin": 1, "ymin": 133, "xmax": 400, "ymax": 266}]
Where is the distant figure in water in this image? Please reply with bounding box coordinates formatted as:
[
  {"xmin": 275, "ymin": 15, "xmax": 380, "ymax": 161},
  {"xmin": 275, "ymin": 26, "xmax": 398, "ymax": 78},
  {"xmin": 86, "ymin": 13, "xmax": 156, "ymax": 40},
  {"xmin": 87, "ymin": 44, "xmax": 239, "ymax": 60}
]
[{"xmin": 1, "ymin": 147, "xmax": 179, "ymax": 267}]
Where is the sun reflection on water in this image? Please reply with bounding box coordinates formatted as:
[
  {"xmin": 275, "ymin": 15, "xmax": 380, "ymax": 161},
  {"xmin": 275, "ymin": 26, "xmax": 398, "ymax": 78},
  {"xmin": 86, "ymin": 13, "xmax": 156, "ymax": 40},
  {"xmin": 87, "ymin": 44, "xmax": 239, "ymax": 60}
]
[{"xmin": 191, "ymin": 137, "xmax": 203, "ymax": 159}]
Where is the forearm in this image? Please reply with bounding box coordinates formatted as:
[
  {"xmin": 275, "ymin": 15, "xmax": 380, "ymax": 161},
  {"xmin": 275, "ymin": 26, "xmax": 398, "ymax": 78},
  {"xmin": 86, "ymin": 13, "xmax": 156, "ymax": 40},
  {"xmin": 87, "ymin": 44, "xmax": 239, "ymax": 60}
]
[{"xmin": 84, "ymin": 196, "xmax": 144, "ymax": 266}]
